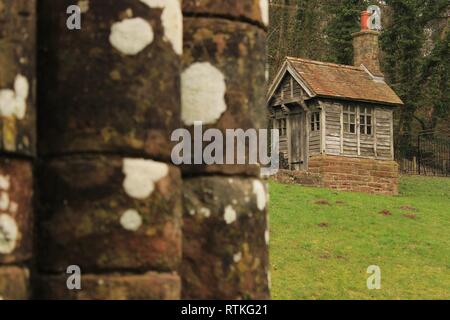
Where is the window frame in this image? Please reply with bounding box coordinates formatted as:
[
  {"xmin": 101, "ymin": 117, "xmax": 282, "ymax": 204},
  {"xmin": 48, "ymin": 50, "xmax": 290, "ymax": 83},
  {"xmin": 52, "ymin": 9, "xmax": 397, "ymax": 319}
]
[
  {"xmin": 310, "ymin": 111, "xmax": 320, "ymax": 132},
  {"xmin": 343, "ymin": 106, "xmax": 357, "ymax": 134},
  {"xmin": 359, "ymin": 107, "xmax": 373, "ymax": 136},
  {"xmin": 276, "ymin": 118, "xmax": 287, "ymax": 137}
]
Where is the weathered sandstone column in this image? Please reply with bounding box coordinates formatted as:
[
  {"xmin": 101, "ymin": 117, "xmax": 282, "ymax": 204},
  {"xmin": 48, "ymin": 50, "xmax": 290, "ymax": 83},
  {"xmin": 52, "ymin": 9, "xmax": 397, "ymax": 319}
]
[
  {"xmin": 36, "ymin": 0, "xmax": 183, "ymax": 300},
  {"xmin": 0, "ymin": 0, "xmax": 36, "ymax": 300},
  {"xmin": 181, "ymin": 0, "xmax": 271, "ymax": 299}
]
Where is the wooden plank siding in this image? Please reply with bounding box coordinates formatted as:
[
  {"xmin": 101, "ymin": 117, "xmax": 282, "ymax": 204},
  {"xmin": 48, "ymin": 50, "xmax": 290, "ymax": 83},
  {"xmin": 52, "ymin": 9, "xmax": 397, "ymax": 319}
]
[
  {"xmin": 324, "ymin": 103, "xmax": 341, "ymax": 155},
  {"xmin": 319, "ymin": 100, "xmax": 393, "ymax": 160},
  {"xmin": 269, "ymin": 73, "xmax": 305, "ymax": 106}
]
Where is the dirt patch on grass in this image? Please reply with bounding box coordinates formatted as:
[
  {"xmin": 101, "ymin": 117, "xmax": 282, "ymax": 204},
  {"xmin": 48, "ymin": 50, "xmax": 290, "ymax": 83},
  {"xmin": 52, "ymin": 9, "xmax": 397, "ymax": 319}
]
[
  {"xmin": 335, "ymin": 200, "xmax": 346, "ymax": 205},
  {"xmin": 403, "ymin": 213, "xmax": 417, "ymax": 219},
  {"xmin": 318, "ymin": 222, "xmax": 329, "ymax": 228},
  {"xmin": 379, "ymin": 209, "xmax": 392, "ymax": 216},
  {"xmin": 314, "ymin": 199, "xmax": 331, "ymax": 205},
  {"xmin": 400, "ymin": 205, "xmax": 418, "ymax": 211}
]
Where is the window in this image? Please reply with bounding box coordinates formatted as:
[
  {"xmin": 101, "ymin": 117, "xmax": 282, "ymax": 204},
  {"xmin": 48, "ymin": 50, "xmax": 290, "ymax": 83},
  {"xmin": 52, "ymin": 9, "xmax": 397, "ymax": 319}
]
[
  {"xmin": 277, "ymin": 118, "xmax": 287, "ymax": 136},
  {"xmin": 311, "ymin": 112, "xmax": 320, "ymax": 131},
  {"xmin": 359, "ymin": 107, "xmax": 373, "ymax": 135},
  {"xmin": 343, "ymin": 106, "xmax": 356, "ymax": 134}
]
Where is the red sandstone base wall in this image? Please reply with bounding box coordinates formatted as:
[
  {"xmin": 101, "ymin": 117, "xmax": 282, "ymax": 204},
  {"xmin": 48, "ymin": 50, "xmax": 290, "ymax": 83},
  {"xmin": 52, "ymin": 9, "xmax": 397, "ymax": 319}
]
[
  {"xmin": 273, "ymin": 155, "xmax": 399, "ymax": 195},
  {"xmin": 308, "ymin": 155, "xmax": 399, "ymax": 195}
]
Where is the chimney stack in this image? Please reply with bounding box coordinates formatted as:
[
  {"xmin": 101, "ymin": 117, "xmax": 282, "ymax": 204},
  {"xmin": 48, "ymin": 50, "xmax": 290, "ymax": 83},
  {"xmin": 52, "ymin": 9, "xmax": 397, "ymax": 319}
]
[{"xmin": 352, "ymin": 10, "xmax": 383, "ymax": 77}]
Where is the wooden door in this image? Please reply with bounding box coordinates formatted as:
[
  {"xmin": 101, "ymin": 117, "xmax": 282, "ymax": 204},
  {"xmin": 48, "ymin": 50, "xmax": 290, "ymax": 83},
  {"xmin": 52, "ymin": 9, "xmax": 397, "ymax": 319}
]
[{"xmin": 288, "ymin": 113, "xmax": 306, "ymax": 170}]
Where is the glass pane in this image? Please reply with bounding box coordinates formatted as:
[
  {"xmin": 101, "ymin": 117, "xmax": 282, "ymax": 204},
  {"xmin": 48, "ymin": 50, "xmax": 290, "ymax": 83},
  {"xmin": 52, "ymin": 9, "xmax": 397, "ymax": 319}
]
[
  {"xmin": 315, "ymin": 112, "xmax": 320, "ymax": 122},
  {"xmin": 360, "ymin": 115, "xmax": 365, "ymax": 125},
  {"xmin": 317, "ymin": 123, "xmax": 320, "ymax": 131},
  {"xmin": 350, "ymin": 106, "xmax": 356, "ymax": 113},
  {"xmin": 350, "ymin": 114, "xmax": 355, "ymax": 123},
  {"xmin": 367, "ymin": 126, "xmax": 372, "ymax": 135},
  {"xmin": 367, "ymin": 108, "xmax": 372, "ymax": 114},
  {"xmin": 360, "ymin": 125, "xmax": 365, "ymax": 134},
  {"xmin": 367, "ymin": 116, "xmax": 372, "ymax": 125},
  {"xmin": 350, "ymin": 124, "xmax": 355, "ymax": 133},
  {"xmin": 311, "ymin": 123, "xmax": 314, "ymax": 131}
]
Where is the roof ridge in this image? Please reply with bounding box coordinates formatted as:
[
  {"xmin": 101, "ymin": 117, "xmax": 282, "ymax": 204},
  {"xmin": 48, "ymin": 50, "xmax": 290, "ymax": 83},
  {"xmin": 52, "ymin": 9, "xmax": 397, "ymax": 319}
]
[{"xmin": 286, "ymin": 56, "xmax": 363, "ymax": 71}]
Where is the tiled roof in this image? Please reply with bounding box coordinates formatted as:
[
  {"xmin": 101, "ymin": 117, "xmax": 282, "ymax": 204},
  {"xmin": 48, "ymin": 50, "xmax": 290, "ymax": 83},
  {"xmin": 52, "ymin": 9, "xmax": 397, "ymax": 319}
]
[{"xmin": 286, "ymin": 57, "xmax": 403, "ymax": 106}]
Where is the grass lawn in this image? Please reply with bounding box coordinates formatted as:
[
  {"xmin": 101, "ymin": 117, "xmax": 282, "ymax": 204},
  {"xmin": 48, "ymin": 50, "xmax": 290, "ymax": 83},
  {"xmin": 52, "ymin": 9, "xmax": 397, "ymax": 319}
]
[{"xmin": 269, "ymin": 175, "xmax": 450, "ymax": 300}]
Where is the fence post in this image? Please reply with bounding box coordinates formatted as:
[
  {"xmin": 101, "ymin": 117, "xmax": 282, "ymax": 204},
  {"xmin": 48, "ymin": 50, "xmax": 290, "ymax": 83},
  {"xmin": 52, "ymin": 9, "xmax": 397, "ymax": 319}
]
[
  {"xmin": 35, "ymin": 0, "xmax": 183, "ymax": 299},
  {"xmin": 0, "ymin": 0, "xmax": 36, "ymax": 300},
  {"xmin": 417, "ymin": 134, "xmax": 421, "ymax": 175}
]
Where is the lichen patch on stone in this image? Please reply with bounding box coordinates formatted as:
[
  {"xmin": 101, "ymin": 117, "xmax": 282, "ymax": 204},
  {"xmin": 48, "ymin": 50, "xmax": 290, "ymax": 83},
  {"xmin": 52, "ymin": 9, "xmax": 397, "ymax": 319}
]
[
  {"xmin": 0, "ymin": 74, "xmax": 29, "ymax": 120},
  {"xmin": 224, "ymin": 205, "xmax": 237, "ymax": 224},
  {"xmin": 122, "ymin": 158, "xmax": 169, "ymax": 199},
  {"xmin": 120, "ymin": 209, "xmax": 143, "ymax": 232},
  {"xmin": 140, "ymin": 0, "xmax": 182, "ymax": 55},
  {"xmin": 253, "ymin": 180, "xmax": 267, "ymax": 211},
  {"xmin": 0, "ymin": 214, "xmax": 19, "ymax": 254},
  {"xmin": 181, "ymin": 62, "xmax": 227, "ymax": 125},
  {"xmin": 0, "ymin": 175, "xmax": 10, "ymax": 191},
  {"xmin": 260, "ymin": 0, "xmax": 269, "ymax": 26},
  {"xmin": 199, "ymin": 207, "xmax": 211, "ymax": 218},
  {"xmin": 78, "ymin": 0, "xmax": 89, "ymax": 13},
  {"xmin": 109, "ymin": 17, "xmax": 154, "ymax": 55},
  {"xmin": 233, "ymin": 252, "xmax": 242, "ymax": 263}
]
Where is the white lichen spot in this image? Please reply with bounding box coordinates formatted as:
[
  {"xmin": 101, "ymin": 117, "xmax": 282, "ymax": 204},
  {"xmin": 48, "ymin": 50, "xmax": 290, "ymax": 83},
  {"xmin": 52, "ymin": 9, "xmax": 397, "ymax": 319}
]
[
  {"xmin": 0, "ymin": 75, "xmax": 29, "ymax": 120},
  {"xmin": 224, "ymin": 205, "xmax": 237, "ymax": 224},
  {"xmin": 110, "ymin": 17, "xmax": 154, "ymax": 55},
  {"xmin": 0, "ymin": 192, "xmax": 9, "ymax": 211},
  {"xmin": 189, "ymin": 209, "xmax": 196, "ymax": 216},
  {"xmin": 140, "ymin": 0, "xmax": 182, "ymax": 55},
  {"xmin": 260, "ymin": 0, "xmax": 269, "ymax": 26},
  {"xmin": 181, "ymin": 62, "xmax": 227, "ymax": 125},
  {"xmin": 0, "ymin": 214, "xmax": 19, "ymax": 254},
  {"xmin": 233, "ymin": 252, "xmax": 242, "ymax": 263},
  {"xmin": 244, "ymin": 196, "xmax": 250, "ymax": 203},
  {"xmin": 120, "ymin": 209, "xmax": 143, "ymax": 232},
  {"xmin": 265, "ymin": 229, "xmax": 270, "ymax": 245},
  {"xmin": 122, "ymin": 158, "xmax": 169, "ymax": 200},
  {"xmin": 0, "ymin": 175, "xmax": 10, "ymax": 190},
  {"xmin": 9, "ymin": 202, "xmax": 18, "ymax": 214},
  {"xmin": 78, "ymin": 0, "xmax": 89, "ymax": 13},
  {"xmin": 199, "ymin": 207, "xmax": 211, "ymax": 218},
  {"xmin": 253, "ymin": 180, "xmax": 267, "ymax": 211},
  {"xmin": 97, "ymin": 279, "xmax": 105, "ymax": 286},
  {"xmin": 267, "ymin": 270, "xmax": 272, "ymax": 289}
]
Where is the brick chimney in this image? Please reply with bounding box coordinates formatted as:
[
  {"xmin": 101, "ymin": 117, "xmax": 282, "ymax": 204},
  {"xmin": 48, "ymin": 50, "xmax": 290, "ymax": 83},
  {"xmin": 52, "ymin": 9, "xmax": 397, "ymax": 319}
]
[{"xmin": 352, "ymin": 11, "xmax": 383, "ymax": 77}]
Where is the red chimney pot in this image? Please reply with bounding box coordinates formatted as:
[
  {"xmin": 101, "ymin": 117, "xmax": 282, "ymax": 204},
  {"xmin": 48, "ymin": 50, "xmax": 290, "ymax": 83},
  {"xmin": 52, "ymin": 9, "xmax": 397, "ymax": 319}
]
[{"xmin": 361, "ymin": 11, "xmax": 369, "ymax": 31}]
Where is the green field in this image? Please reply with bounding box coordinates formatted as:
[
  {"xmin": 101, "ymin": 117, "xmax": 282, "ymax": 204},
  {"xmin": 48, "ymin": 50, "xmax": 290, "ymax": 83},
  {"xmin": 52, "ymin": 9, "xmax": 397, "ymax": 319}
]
[{"xmin": 269, "ymin": 175, "xmax": 450, "ymax": 300}]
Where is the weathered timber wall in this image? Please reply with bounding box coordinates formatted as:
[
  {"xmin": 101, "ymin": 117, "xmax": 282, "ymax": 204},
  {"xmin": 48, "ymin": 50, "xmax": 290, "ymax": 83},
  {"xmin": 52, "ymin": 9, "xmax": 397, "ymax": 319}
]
[
  {"xmin": 36, "ymin": 0, "xmax": 183, "ymax": 299},
  {"xmin": 181, "ymin": 1, "xmax": 270, "ymax": 299},
  {"xmin": 0, "ymin": 0, "xmax": 36, "ymax": 300}
]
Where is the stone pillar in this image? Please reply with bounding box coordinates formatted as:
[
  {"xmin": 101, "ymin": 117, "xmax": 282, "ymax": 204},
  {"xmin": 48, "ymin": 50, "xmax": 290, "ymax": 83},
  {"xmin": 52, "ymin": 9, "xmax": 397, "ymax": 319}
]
[
  {"xmin": 36, "ymin": 0, "xmax": 182, "ymax": 299},
  {"xmin": 0, "ymin": 0, "xmax": 36, "ymax": 300},
  {"xmin": 181, "ymin": 0, "xmax": 270, "ymax": 299},
  {"xmin": 352, "ymin": 30, "xmax": 383, "ymax": 77}
]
